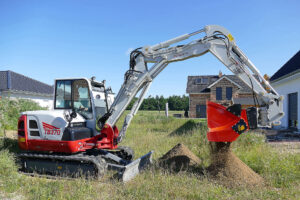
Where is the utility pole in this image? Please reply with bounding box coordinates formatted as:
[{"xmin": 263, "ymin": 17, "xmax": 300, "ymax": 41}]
[
  {"xmin": 165, "ymin": 102, "xmax": 169, "ymax": 117},
  {"xmin": 157, "ymin": 99, "xmax": 160, "ymax": 114}
]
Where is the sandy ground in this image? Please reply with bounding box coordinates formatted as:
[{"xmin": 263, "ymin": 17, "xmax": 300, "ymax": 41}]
[
  {"xmin": 0, "ymin": 192, "xmax": 24, "ymax": 200},
  {"xmin": 1, "ymin": 130, "xmax": 18, "ymax": 139},
  {"xmin": 268, "ymin": 141, "xmax": 300, "ymax": 154}
]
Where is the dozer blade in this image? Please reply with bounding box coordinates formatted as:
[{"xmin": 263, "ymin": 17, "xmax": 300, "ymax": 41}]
[{"xmin": 108, "ymin": 151, "xmax": 153, "ymax": 182}]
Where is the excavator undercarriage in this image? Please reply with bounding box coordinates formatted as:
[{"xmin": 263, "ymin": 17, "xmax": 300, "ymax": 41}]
[{"xmin": 18, "ymin": 146, "xmax": 153, "ymax": 182}]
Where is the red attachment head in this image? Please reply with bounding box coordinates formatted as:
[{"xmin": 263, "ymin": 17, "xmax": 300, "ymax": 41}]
[{"xmin": 206, "ymin": 101, "xmax": 249, "ymax": 142}]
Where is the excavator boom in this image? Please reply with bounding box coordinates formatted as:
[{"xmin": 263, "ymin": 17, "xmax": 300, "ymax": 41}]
[{"xmin": 99, "ymin": 25, "xmax": 284, "ymax": 143}]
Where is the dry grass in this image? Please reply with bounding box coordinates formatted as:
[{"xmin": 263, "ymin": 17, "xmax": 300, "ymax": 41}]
[{"xmin": 0, "ymin": 110, "xmax": 299, "ymax": 200}]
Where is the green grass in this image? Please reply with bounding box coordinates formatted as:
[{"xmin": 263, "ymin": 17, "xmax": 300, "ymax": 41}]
[{"xmin": 0, "ymin": 110, "xmax": 300, "ymax": 200}]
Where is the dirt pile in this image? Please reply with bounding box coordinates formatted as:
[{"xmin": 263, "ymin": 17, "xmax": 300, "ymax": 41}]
[
  {"xmin": 206, "ymin": 142, "xmax": 264, "ymax": 186},
  {"xmin": 159, "ymin": 142, "xmax": 264, "ymax": 187},
  {"xmin": 158, "ymin": 143, "xmax": 201, "ymax": 172}
]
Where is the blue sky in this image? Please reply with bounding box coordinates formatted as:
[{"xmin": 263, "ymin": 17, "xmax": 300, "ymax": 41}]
[{"xmin": 1, "ymin": 0, "xmax": 300, "ymax": 97}]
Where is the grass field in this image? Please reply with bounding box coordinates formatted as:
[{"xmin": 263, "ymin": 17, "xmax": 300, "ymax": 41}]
[{"xmin": 0, "ymin": 110, "xmax": 299, "ymax": 200}]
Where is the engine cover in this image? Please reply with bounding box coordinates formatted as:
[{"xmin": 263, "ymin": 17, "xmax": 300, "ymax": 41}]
[{"xmin": 61, "ymin": 127, "xmax": 93, "ymax": 141}]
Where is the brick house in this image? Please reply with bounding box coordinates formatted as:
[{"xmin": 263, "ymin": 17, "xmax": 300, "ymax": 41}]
[{"xmin": 186, "ymin": 72, "xmax": 256, "ymax": 118}]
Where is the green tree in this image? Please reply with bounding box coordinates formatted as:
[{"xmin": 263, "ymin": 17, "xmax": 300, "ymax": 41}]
[{"xmin": 126, "ymin": 95, "xmax": 189, "ymax": 111}]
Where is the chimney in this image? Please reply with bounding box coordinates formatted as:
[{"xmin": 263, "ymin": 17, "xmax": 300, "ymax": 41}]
[
  {"xmin": 263, "ymin": 74, "xmax": 270, "ymax": 81},
  {"xmin": 218, "ymin": 70, "xmax": 222, "ymax": 78}
]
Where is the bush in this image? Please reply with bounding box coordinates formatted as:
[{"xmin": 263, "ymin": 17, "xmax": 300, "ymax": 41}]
[{"xmin": 0, "ymin": 98, "xmax": 46, "ymax": 131}]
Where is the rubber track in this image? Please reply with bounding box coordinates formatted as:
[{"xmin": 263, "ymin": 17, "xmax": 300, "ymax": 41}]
[
  {"xmin": 19, "ymin": 171, "xmax": 75, "ymax": 180},
  {"xmin": 18, "ymin": 152, "xmax": 105, "ymax": 179}
]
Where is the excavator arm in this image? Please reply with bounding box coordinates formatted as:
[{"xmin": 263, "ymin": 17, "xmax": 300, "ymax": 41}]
[{"xmin": 99, "ymin": 25, "xmax": 284, "ymax": 143}]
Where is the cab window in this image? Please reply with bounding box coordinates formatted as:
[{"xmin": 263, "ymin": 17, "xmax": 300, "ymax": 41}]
[
  {"xmin": 55, "ymin": 79, "xmax": 93, "ymax": 119},
  {"xmin": 72, "ymin": 80, "xmax": 93, "ymax": 119},
  {"xmin": 55, "ymin": 80, "xmax": 72, "ymax": 109}
]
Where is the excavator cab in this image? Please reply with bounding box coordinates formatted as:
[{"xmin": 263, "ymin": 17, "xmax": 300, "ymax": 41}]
[
  {"xmin": 17, "ymin": 77, "xmax": 115, "ymax": 152},
  {"xmin": 54, "ymin": 78, "xmax": 114, "ymax": 122}
]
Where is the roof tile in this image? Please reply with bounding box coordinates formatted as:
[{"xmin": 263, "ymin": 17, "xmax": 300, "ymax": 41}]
[
  {"xmin": 0, "ymin": 70, "xmax": 53, "ymax": 95},
  {"xmin": 270, "ymin": 50, "xmax": 300, "ymax": 81},
  {"xmin": 186, "ymin": 75, "xmax": 255, "ymax": 94}
]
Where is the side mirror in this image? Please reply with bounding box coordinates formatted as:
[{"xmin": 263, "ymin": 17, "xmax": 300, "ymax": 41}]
[
  {"xmin": 70, "ymin": 109, "xmax": 77, "ymax": 119},
  {"xmin": 64, "ymin": 109, "xmax": 77, "ymax": 127}
]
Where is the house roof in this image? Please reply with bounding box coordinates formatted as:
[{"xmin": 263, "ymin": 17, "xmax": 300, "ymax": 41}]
[
  {"xmin": 207, "ymin": 76, "xmax": 242, "ymax": 89},
  {"xmin": 186, "ymin": 75, "xmax": 219, "ymax": 93},
  {"xmin": 0, "ymin": 70, "xmax": 53, "ymax": 95},
  {"xmin": 186, "ymin": 75, "xmax": 255, "ymax": 94},
  {"xmin": 270, "ymin": 50, "xmax": 300, "ymax": 82}
]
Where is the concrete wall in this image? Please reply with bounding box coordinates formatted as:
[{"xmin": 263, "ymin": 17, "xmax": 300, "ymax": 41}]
[
  {"xmin": 271, "ymin": 73, "xmax": 300, "ymax": 130},
  {"xmin": 1, "ymin": 91, "xmax": 53, "ymax": 109}
]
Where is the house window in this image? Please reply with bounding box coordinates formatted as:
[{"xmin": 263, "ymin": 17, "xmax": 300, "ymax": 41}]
[
  {"xmin": 202, "ymin": 78, "xmax": 209, "ymax": 84},
  {"xmin": 195, "ymin": 78, "xmax": 209, "ymax": 84},
  {"xmin": 226, "ymin": 87, "xmax": 232, "ymax": 100},
  {"xmin": 195, "ymin": 78, "xmax": 202, "ymax": 84},
  {"xmin": 288, "ymin": 92, "xmax": 298, "ymax": 129},
  {"xmin": 196, "ymin": 104, "xmax": 206, "ymax": 118},
  {"xmin": 216, "ymin": 87, "xmax": 222, "ymax": 100}
]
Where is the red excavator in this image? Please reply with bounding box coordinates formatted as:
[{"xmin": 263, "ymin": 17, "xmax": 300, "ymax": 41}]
[{"xmin": 17, "ymin": 25, "xmax": 284, "ymax": 182}]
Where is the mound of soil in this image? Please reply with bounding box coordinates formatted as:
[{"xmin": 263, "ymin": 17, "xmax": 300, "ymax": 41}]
[
  {"xmin": 159, "ymin": 142, "xmax": 264, "ymax": 187},
  {"xmin": 158, "ymin": 143, "xmax": 201, "ymax": 172},
  {"xmin": 206, "ymin": 142, "xmax": 264, "ymax": 186}
]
